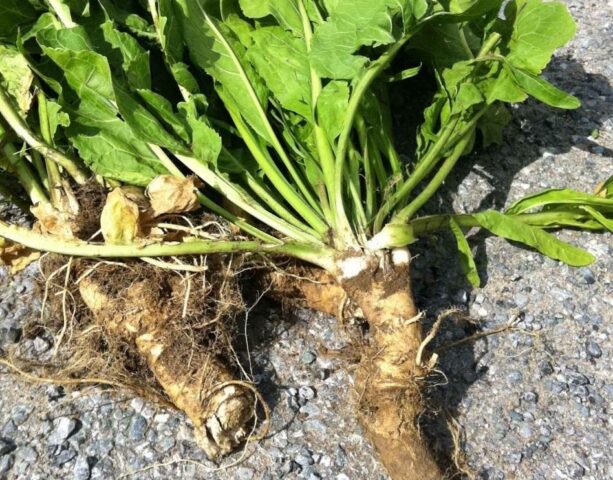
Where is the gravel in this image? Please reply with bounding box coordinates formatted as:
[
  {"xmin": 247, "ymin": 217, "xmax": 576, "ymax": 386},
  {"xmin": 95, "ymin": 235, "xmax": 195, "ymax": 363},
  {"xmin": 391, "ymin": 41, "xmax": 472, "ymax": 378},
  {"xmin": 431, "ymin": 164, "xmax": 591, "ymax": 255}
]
[{"xmin": 0, "ymin": 1, "xmax": 611, "ymax": 479}]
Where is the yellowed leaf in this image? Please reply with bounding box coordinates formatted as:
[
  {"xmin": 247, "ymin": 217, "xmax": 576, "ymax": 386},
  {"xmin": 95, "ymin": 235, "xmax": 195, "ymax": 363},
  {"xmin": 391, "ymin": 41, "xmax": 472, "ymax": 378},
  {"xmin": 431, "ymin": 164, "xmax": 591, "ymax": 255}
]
[
  {"xmin": 100, "ymin": 188, "xmax": 141, "ymax": 245},
  {"xmin": 31, "ymin": 203, "xmax": 76, "ymax": 239},
  {"xmin": 0, "ymin": 238, "xmax": 40, "ymax": 274},
  {"xmin": 146, "ymin": 175, "xmax": 200, "ymax": 217},
  {"xmin": 595, "ymin": 181, "xmax": 606, "ymax": 198}
]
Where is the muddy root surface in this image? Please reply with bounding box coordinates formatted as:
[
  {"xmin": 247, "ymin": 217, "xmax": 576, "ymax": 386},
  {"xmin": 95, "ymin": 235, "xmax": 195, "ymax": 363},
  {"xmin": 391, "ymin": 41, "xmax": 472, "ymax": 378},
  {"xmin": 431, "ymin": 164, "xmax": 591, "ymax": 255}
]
[{"xmin": 4, "ymin": 254, "xmax": 265, "ymax": 460}]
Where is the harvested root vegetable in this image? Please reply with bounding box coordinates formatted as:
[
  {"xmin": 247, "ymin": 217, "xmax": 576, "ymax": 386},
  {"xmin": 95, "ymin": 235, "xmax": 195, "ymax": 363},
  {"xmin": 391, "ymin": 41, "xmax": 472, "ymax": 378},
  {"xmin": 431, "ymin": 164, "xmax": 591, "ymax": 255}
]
[
  {"xmin": 8, "ymin": 256, "xmax": 261, "ymax": 461},
  {"xmin": 78, "ymin": 275, "xmax": 255, "ymax": 458},
  {"xmin": 0, "ymin": 0, "xmax": 611, "ymax": 478}
]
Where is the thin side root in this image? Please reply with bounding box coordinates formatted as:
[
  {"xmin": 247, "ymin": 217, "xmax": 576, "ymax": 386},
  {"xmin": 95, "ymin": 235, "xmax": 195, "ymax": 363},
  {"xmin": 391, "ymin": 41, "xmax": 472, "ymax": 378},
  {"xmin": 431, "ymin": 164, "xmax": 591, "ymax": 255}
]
[
  {"xmin": 434, "ymin": 313, "xmax": 523, "ymax": 354},
  {"xmin": 416, "ymin": 309, "xmax": 463, "ymax": 370}
]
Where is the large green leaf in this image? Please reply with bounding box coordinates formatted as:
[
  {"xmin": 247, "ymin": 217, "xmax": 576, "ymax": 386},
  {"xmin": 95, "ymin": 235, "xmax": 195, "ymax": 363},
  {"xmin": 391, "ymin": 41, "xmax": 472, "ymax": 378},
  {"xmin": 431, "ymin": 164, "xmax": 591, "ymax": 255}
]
[
  {"xmin": 238, "ymin": 0, "xmax": 303, "ymax": 34},
  {"xmin": 506, "ymin": 189, "xmax": 613, "ymax": 215},
  {"xmin": 0, "ymin": 0, "xmax": 40, "ymax": 42},
  {"xmin": 100, "ymin": 20, "xmax": 151, "ymax": 90},
  {"xmin": 69, "ymin": 117, "xmax": 167, "ymax": 186},
  {"xmin": 40, "ymin": 47, "xmax": 167, "ymax": 185},
  {"xmin": 113, "ymin": 83, "xmax": 190, "ymax": 154},
  {"xmin": 42, "ymin": 47, "xmax": 117, "ymax": 118},
  {"xmin": 311, "ymin": 0, "xmax": 398, "ymax": 79},
  {"xmin": 580, "ymin": 206, "xmax": 613, "ymax": 233},
  {"xmin": 247, "ymin": 27, "xmax": 311, "ymax": 118},
  {"xmin": 507, "ymin": 65, "xmax": 580, "ymax": 109},
  {"xmin": 450, "ymin": 217, "xmax": 481, "ymax": 287},
  {"xmin": 316, "ymin": 81, "xmax": 349, "ymax": 143},
  {"xmin": 473, "ymin": 210, "xmax": 595, "ymax": 266},
  {"xmin": 137, "ymin": 89, "xmax": 191, "ymax": 143},
  {"xmin": 507, "ymin": 0, "xmax": 576, "ymax": 74},
  {"xmin": 176, "ymin": 0, "xmax": 272, "ymax": 142}
]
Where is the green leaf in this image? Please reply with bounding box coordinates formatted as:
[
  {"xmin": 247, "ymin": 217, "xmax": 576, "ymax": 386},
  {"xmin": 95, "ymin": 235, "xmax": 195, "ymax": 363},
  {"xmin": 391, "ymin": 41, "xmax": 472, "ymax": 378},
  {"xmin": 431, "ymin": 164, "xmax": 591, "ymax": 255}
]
[
  {"xmin": 506, "ymin": 189, "xmax": 613, "ymax": 215},
  {"xmin": 449, "ymin": 217, "xmax": 480, "ymax": 287},
  {"xmin": 580, "ymin": 206, "xmax": 613, "ymax": 233},
  {"xmin": 36, "ymin": 23, "xmax": 93, "ymax": 53},
  {"xmin": 386, "ymin": 64, "xmax": 422, "ymax": 82},
  {"xmin": 0, "ymin": 0, "xmax": 40, "ymax": 42},
  {"xmin": 176, "ymin": 0, "xmax": 272, "ymax": 142},
  {"xmin": 113, "ymin": 83, "xmax": 189, "ymax": 154},
  {"xmin": 477, "ymin": 103, "xmax": 512, "ymax": 147},
  {"xmin": 100, "ymin": 21, "xmax": 151, "ymax": 90},
  {"xmin": 438, "ymin": 0, "xmax": 504, "ymax": 19},
  {"xmin": 507, "ymin": 66, "xmax": 580, "ymax": 109},
  {"xmin": 316, "ymin": 81, "xmax": 349, "ymax": 143},
  {"xmin": 42, "ymin": 47, "xmax": 117, "ymax": 118},
  {"xmin": 239, "ymin": 0, "xmax": 305, "ymax": 34},
  {"xmin": 507, "ymin": 0, "xmax": 576, "ymax": 74},
  {"xmin": 137, "ymin": 89, "xmax": 191, "ymax": 143},
  {"xmin": 311, "ymin": 0, "xmax": 397, "ymax": 79},
  {"xmin": 69, "ymin": 117, "xmax": 167, "ymax": 186},
  {"xmin": 158, "ymin": 0, "xmax": 185, "ymax": 63},
  {"xmin": 179, "ymin": 96, "xmax": 222, "ymax": 165},
  {"xmin": 239, "ymin": 0, "xmax": 270, "ymax": 18},
  {"xmin": 0, "ymin": 46, "xmax": 34, "ymax": 114},
  {"xmin": 190, "ymin": 122, "xmax": 223, "ymax": 166},
  {"xmin": 485, "ymin": 66, "xmax": 528, "ymax": 104},
  {"xmin": 40, "ymin": 48, "xmax": 166, "ymax": 185},
  {"xmin": 473, "ymin": 210, "xmax": 595, "ymax": 266},
  {"xmin": 171, "ymin": 63, "xmax": 200, "ymax": 93},
  {"xmin": 452, "ymin": 83, "xmax": 484, "ymax": 114},
  {"xmin": 46, "ymin": 100, "xmax": 71, "ymax": 140},
  {"xmin": 247, "ymin": 27, "xmax": 312, "ymax": 118}
]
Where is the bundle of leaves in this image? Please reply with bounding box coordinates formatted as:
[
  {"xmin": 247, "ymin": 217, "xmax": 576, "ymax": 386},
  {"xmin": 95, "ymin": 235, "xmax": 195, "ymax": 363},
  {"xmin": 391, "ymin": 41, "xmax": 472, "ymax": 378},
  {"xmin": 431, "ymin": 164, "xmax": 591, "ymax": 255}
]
[{"xmin": 0, "ymin": 0, "xmax": 612, "ymax": 478}]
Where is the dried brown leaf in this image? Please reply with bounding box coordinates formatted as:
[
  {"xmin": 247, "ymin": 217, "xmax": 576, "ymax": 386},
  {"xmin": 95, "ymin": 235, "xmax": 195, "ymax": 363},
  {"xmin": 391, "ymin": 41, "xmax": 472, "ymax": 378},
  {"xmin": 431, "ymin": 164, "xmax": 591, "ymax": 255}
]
[
  {"xmin": 0, "ymin": 238, "xmax": 40, "ymax": 274},
  {"xmin": 31, "ymin": 203, "xmax": 77, "ymax": 239},
  {"xmin": 146, "ymin": 175, "xmax": 200, "ymax": 217}
]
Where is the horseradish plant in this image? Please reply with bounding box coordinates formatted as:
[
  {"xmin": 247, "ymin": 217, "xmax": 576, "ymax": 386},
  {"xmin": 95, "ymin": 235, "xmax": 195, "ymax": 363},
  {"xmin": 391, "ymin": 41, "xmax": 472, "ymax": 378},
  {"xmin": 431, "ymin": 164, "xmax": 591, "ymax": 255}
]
[{"xmin": 0, "ymin": 0, "xmax": 611, "ymax": 478}]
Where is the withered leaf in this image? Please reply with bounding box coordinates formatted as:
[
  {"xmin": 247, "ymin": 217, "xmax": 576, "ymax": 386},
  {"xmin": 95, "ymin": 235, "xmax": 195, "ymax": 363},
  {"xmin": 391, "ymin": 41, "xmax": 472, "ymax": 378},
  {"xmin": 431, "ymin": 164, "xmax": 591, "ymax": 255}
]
[
  {"xmin": 100, "ymin": 188, "xmax": 141, "ymax": 245},
  {"xmin": 31, "ymin": 202, "xmax": 77, "ymax": 239},
  {"xmin": 146, "ymin": 175, "xmax": 200, "ymax": 217},
  {"xmin": 0, "ymin": 238, "xmax": 40, "ymax": 274}
]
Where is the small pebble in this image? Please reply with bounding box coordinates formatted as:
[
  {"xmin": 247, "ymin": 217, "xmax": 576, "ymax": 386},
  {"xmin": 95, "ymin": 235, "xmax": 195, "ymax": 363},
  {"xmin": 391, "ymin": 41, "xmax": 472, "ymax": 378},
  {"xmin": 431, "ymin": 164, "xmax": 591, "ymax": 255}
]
[
  {"xmin": 54, "ymin": 446, "xmax": 77, "ymax": 466},
  {"xmin": 568, "ymin": 462, "xmax": 585, "ymax": 478},
  {"xmin": 73, "ymin": 456, "xmax": 91, "ymax": 480},
  {"xmin": 2, "ymin": 327, "xmax": 21, "ymax": 343},
  {"xmin": 16, "ymin": 446, "xmax": 38, "ymax": 464},
  {"xmin": 521, "ymin": 391, "xmax": 538, "ymax": 404},
  {"xmin": 129, "ymin": 398, "xmax": 145, "ymax": 412},
  {"xmin": 518, "ymin": 424, "xmax": 533, "ymax": 438},
  {"xmin": 0, "ymin": 455, "xmax": 14, "ymax": 475},
  {"xmin": 509, "ymin": 411, "xmax": 524, "ymax": 422},
  {"xmin": 577, "ymin": 267, "xmax": 596, "ymax": 284},
  {"xmin": 301, "ymin": 351, "xmax": 317, "ymax": 365},
  {"xmin": 0, "ymin": 439, "xmax": 13, "ymax": 456},
  {"xmin": 299, "ymin": 386, "xmax": 316, "ymax": 400},
  {"xmin": 295, "ymin": 453, "xmax": 314, "ymax": 467},
  {"xmin": 507, "ymin": 371, "xmax": 523, "ymax": 385},
  {"xmin": 48, "ymin": 417, "xmax": 77, "ymax": 445},
  {"xmin": 235, "ymin": 467, "xmax": 255, "ymax": 480},
  {"xmin": 586, "ymin": 340, "xmax": 602, "ymax": 359},
  {"xmin": 32, "ymin": 337, "xmax": 51, "ymax": 354},
  {"xmin": 128, "ymin": 415, "xmax": 148, "ymax": 441}
]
